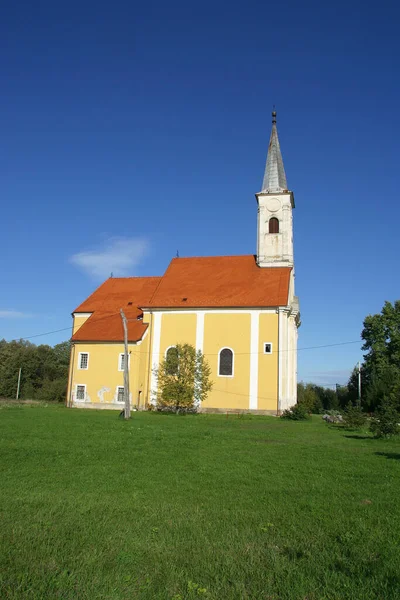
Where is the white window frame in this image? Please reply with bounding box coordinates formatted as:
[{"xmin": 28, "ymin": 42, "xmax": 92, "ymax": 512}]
[
  {"xmin": 118, "ymin": 353, "xmax": 130, "ymax": 372},
  {"xmin": 116, "ymin": 386, "xmax": 125, "ymax": 403},
  {"xmin": 78, "ymin": 352, "xmax": 89, "ymax": 370},
  {"xmin": 75, "ymin": 384, "xmax": 86, "ymax": 402},
  {"xmin": 164, "ymin": 345, "xmax": 177, "ymax": 359},
  {"xmin": 218, "ymin": 347, "xmax": 234, "ymax": 378},
  {"xmin": 263, "ymin": 342, "xmax": 273, "ymax": 355},
  {"xmin": 165, "ymin": 346, "xmax": 179, "ymax": 375}
]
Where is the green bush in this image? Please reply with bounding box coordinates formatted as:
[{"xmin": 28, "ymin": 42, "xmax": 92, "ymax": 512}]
[
  {"xmin": 38, "ymin": 378, "xmax": 68, "ymax": 403},
  {"xmin": 370, "ymin": 399, "xmax": 400, "ymax": 438},
  {"xmin": 154, "ymin": 344, "xmax": 213, "ymax": 413},
  {"xmin": 342, "ymin": 402, "xmax": 367, "ymax": 429},
  {"xmin": 281, "ymin": 402, "xmax": 311, "ymax": 421}
]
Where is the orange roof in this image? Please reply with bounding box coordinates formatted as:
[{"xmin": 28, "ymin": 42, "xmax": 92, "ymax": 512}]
[
  {"xmin": 73, "ymin": 276, "xmax": 161, "ymax": 313},
  {"xmin": 72, "ymin": 310, "xmax": 149, "ymax": 343},
  {"xmin": 72, "ymin": 257, "xmax": 291, "ymax": 342},
  {"xmin": 72, "ymin": 277, "xmax": 161, "ymax": 342},
  {"xmin": 145, "ymin": 255, "xmax": 291, "ymax": 308}
]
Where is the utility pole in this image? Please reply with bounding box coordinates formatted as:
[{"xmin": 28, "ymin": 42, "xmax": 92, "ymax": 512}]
[
  {"xmin": 16, "ymin": 368, "xmax": 22, "ymax": 400},
  {"xmin": 357, "ymin": 361, "xmax": 362, "ymax": 406},
  {"xmin": 120, "ymin": 309, "xmax": 130, "ymax": 419}
]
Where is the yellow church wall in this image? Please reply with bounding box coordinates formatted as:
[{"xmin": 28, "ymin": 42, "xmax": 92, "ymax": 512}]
[
  {"xmin": 67, "ymin": 309, "xmax": 281, "ymax": 413},
  {"xmin": 67, "ymin": 337, "xmax": 150, "ymax": 409},
  {"xmin": 159, "ymin": 313, "xmax": 197, "ymax": 354},
  {"xmin": 257, "ymin": 312, "xmax": 279, "ymax": 411},
  {"xmin": 72, "ymin": 313, "xmax": 91, "ymax": 335},
  {"xmin": 202, "ymin": 313, "xmax": 251, "ymax": 410}
]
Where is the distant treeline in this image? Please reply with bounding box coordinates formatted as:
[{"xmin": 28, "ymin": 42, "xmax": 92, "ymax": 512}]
[
  {"xmin": 297, "ymin": 381, "xmax": 350, "ymax": 414},
  {"xmin": 0, "ymin": 339, "xmax": 70, "ymax": 402}
]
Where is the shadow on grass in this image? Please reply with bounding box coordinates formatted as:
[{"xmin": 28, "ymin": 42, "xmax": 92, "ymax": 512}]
[
  {"xmin": 344, "ymin": 434, "xmax": 373, "ymax": 440},
  {"xmin": 375, "ymin": 452, "xmax": 400, "ymax": 461}
]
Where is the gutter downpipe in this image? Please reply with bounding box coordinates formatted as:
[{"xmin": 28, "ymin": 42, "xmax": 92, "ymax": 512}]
[
  {"xmin": 145, "ymin": 311, "xmax": 154, "ymax": 409},
  {"xmin": 67, "ymin": 343, "xmax": 75, "ymax": 408}
]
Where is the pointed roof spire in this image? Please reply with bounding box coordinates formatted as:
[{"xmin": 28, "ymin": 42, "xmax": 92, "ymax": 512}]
[{"xmin": 261, "ymin": 110, "xmax": 288, "ymax": 192}]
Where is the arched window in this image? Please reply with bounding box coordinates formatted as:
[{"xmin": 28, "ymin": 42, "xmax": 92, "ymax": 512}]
[
  {"xmin": 218, "ymin": 348, "xmax": 234, "ymax": 377},
  {"xmin": 165, "ymin": 346, "xmax": 179, "ymax": 375},
  {"xmin": 269, "ymin": 217, "xmax": 279, "ymax": 233}
]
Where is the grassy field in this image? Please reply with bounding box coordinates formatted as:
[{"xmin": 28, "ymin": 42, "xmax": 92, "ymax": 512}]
[{"xmin": 1, "ymin": 406, "xmax": 400, "ymax": 599}]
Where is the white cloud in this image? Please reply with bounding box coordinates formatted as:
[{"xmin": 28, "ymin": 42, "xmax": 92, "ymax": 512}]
[
  {"xmin": 0, "ymin": 310, "xmax": 32, "ymax": 318},
  {"xmin": 70, "ymin": 237, "xmax": 149, "ymax": 279}
]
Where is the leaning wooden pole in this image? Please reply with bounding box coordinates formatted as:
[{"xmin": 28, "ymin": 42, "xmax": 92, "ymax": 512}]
[{"xmin": 120, "ymin": 309, "xmax": 130, "ymax": 419}]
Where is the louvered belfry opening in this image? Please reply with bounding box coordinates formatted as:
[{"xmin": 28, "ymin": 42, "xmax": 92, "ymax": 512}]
[{"xmin": 269, "ymin": 217, "xmax": 279, "ymax": 234}]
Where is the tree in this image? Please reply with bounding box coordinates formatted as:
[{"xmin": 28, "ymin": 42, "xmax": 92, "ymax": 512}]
[
  {"xmin": 153, "ymin": 344, "xmax": 213, "ymax": 413},
  {"xmin": 361, "ymin": 300, "xmax": 400, "ymax": 387},
  {"xmin": 0, "ymin": 339, "xmax": 71, "ymax": 401},
  {"xmin": 297, "ymin": 382, "xmax": 322, "ymax": 413},
  {"xmin": 342, "ymin": 402, "xmax": 367, "ymax": 429},
  {"xmin": 370, "ymin": 390, "xmax": 400, "ymax": 438},
  {"xmin": 364, "ymin": 364, "xmax": 399, "ymax": 412},
  {"xmin": 345, "ymin": 300, "xmax": 400, "ymax": 412}
]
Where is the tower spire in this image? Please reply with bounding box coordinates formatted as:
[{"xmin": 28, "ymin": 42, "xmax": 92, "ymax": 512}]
[{"xmin": 261, "ymin": 111, "xmax": 288, "ymax": 192}]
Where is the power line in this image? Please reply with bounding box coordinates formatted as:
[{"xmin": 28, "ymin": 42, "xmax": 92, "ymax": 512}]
[
  {"xmin": 8, "ymin": 312, "xmax": 125, "ymax": 343},
  {"xmin": 10, "ymin": 327, "xmax": 73, "ymax": 342},
  {"xmin": 134, "ymin": 339, "xmax": 361, "ymax": 356},
  {"xmin": 8, "ymin": 317, "xmax": 361, "ymax": 355}
]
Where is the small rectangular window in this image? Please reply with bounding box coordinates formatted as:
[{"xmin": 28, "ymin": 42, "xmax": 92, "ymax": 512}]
[
  {"xmin": 119, "ymin": 353, "xmax": 131, "ymax": 371},
  {"xmin": 79, "ymin": 353, "xmax": 89, "ymax": 369},
  {"xmin": 76, "ymin": 385, "xmax": 86, "ymax": 401},
  {"xmin": 264, "ymin": 343, "xmax": 273, "ymax": 354},
  {"xmin": 118, "ymin": 353, "xmax": 130, "ymax": 371},
  {"xmin": 117, "ymin": 387, "xmax": 124, "ymax": 403}
]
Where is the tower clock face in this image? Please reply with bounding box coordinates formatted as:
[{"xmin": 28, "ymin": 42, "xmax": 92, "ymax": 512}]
[{"xmin": 266, "ymin": 197, "xmax": 281, "ymax": 213}]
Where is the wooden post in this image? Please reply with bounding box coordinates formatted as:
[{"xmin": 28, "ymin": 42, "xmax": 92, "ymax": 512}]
[
  {"xmin": 16, "ymin": 368, "xmax": 22, "ymax": 400},
  {"xmin": 120, "ymin": 309, "xmax": 131, "ymax": 419}
]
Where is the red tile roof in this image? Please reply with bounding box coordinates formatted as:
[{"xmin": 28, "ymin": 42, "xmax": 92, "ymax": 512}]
[
  {"xmin": 72, "ymin": 277, "xmax": 161, "ymax": 342},
  {"xmin": 72, "ymin": 256, "xmax": 291, "ymax": 342},
  {"xmin": 73, "ymin": 277, "xmax": 161, "ymax": 313},
  {"xmin": 72, "ymin": 310, "xmax": 149, "ymax": 343},
  {"xmin": 144, "ymin": 255, "xmax": 291, "ymax": 308}
]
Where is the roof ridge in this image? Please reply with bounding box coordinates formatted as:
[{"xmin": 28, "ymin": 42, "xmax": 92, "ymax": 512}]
[
  {"xmin": 104, "ymin": 275, "xmax": 162, "ymax": 281},
  {"xmin": 170, "ymin": 253, "xmax": 256, "ymax": 261}
]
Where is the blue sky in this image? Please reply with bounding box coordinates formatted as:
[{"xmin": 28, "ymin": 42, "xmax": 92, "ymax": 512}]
[{"xmin": 1, "ymin": 0, "xmax": 399, "ymax": 386}]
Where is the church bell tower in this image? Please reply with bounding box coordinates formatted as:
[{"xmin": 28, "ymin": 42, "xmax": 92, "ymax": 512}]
[{"xmin": 256, "ymin": 112, "xmax": 295, "ymax": 268}]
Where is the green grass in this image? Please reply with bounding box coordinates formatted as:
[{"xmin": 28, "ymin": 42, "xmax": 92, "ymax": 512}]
[{"xmin": 1, "ymin": 407, "xmax": 400, "ymax": 599}]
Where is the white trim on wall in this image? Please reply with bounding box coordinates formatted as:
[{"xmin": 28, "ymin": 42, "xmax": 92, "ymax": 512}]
[
  {"xmin": 278, "ymin": 309, "xmax": 284, "ymax": 413},
  {"xmin": 150, "ymin": 312, "xmax": 162, "ymax": 403},
  {"xmin": 144, "ymin": 308, "xmax": 277, "ymax": 315},
  {"xmin": 249, "ymin": 311, "xmax": 260, "ymax": 409},
  {"xmin": 73, "ymin": 312, "xmax": 92, "ymax": 318},
  {"xmin": 196, "ymin": 311, "xmax": 205, "ymax": 353}
]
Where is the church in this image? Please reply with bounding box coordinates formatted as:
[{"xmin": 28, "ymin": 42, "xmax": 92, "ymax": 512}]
[{"xmin": 67, "ymin": 112, "xmax": 300, "ymax": 414}]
